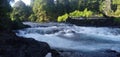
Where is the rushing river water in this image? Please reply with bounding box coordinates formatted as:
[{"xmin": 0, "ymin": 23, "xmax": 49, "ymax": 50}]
[{"xmin": 16, "ymin": 22, "xmax": 120, "ymax": 53}]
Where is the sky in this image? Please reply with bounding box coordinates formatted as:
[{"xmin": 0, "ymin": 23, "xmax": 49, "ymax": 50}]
[{"xmin": 10, "ymin": 0, "xmax": 31, "ymax": 6}]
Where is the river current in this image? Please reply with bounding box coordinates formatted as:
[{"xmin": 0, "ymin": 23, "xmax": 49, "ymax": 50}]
[{"xmin": 15, "ymin": 22, "xmax": 120, "ymax": 53}]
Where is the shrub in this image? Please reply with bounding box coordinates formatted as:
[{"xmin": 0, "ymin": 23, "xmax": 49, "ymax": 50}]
[
  {"xmin": 57, "ymin": 13, "xmax": 68, "ymax": 22},
  {"xmin": 83, "ymin": 8, "xmax": 93, "ymax": 17},
  {"xmin": 69, "ymin": 10, "xmax": 83, "ymax": 17},
  {"xmin": 69, "ymin": 8, "xmax": 93, "ymax": 18}
]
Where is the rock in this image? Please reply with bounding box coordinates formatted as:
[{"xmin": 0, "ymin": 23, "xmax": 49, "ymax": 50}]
[
  {"xmin": 66, "ymin": 30, "xmax": 75, "ymax": 33},
  {"xmin": 51, "ymin": 49, "xmax": 60, "ymax": 57},
  {"xmin": 0, "ymin": 31, "xmax": 60, "ymax": 57},
  {"xmin": 117, "ymin": 53, "xmax": 120, "ymax": 57},
  {"xmin": 0, "ymin": 37, "xmax": 51, "ymax": 57},
  {"xmin": 105, "ymin": 49, "xmax": 120, "ymax": 57},
  {"xmin": 105, "ymin": 49, "xmax": 117, "ymax": 53}
]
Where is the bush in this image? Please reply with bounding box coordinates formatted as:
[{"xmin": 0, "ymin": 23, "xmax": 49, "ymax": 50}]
[
  {"xmin": 57, "ymin": 13, "xmax": 68, "ymax": 22},
  {"xmin": 69, "ymin": 10, "xmax": 83, "ymax": 17},
  {"xmin": 83, "ymin": 8, "xmax": 93, "ymax": 17},
  {"xmin": 69, "ymin": 8, "xmax": 93, "ymax": 18}
]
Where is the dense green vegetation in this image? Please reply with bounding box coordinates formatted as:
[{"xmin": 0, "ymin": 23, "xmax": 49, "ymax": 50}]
[
  {"xmin": 28, "ymin": 0, "xmax": 120, "ymax": 22},
  {"xmin": 11, "ymin": 0, "xmax": 32, "ymax": 21},
  {"xmin": 0, "ymin": 0, "xmax": 120, "ymax": 30},
  {"xmin": 0, "ymin": 0, "xmax": 13, "ymax": 31},
  {"xmin": 69, "ymin": 8, "xmax": 93, "ymax": 18},
  {"xmin": 0, "ymin": 0, "xmax": 28, "ymax": 31},
  {"xmin": 57, "ymin": 13, "xmax": 68, "ymax": 22}
]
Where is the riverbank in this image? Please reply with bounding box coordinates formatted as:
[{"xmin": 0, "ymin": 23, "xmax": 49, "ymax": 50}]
[
  {"xmin": 57, "ymin": 49, "xmax": 120, "ymax": 57},
  {"xmin": 66, "ymin": 17, "xmax": 120, "ymax": 27}
]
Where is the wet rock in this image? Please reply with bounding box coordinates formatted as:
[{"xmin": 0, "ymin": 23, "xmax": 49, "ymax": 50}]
[
  {"xmin": 59, "ymin": 51, "xmax": 83, "ymax": 57},
  {"xmin": 0, "ymin": 31, "xmax": 56, "ymax": 57},
  {"xmin": 117, "ymin": 53, "xmax": 120, "ymax": 57},
  {"xmin": 105, "ymin": 49, "xmax": 117, "ymax": 53},
  {"xmin": 104, "ymin": 49, "xmax": 120, "ymax": 57},
  {"xmin": 66, "ymin": 30, "xmax": 76, "ymax": 33},
  {"xmin": 51, "ymin": 49, "xmax": 60, "ymax": 57}
]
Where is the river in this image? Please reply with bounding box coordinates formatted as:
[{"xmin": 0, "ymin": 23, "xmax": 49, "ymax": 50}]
[{"xmin": 15, "ymin": 22, "xmax": 120, "ymax": 57}]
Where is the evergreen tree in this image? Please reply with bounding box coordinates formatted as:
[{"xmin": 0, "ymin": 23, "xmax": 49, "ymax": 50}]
[
  {"xmin": 32, "ymin": 0, "xmax": 55, "ymax": 22},
  {"xmin": 0, "ymin": 0, "xmax": 13, "ymax": 31},
  {"xmin": 11, "ymin": 0, "xmax": 31, "ymax": 21}
]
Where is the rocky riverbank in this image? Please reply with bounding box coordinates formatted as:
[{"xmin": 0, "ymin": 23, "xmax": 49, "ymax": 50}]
[
  {"xmin": 66, "ymin": 17, "xmax": 120, "ymax": 27},
  {"xmin": 58, "ymin": 50, "xmax": 120, "ymax": 57}
]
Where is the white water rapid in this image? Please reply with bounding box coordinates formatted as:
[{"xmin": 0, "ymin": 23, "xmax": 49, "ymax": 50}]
[{"xmin": 16, "ymin": 22, "xmax": 120, "ymax": 52}]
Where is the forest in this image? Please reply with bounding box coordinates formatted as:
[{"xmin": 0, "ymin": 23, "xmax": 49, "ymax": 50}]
[
  {"xmin": 1, "ymin": 0, "xmax": 120, "ymax": 57},
  {"xmin": 10, "ymin": 0, "xmax": 120, "ymax": 23},
  {"xmin": 1, "ymin": 0, "xmax": 120, "ymax": 28}
]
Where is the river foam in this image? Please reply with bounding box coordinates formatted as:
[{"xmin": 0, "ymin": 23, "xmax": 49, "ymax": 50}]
[{"xmin": 16, "ymin": 22, "xmax": 120, "ymax": 52}]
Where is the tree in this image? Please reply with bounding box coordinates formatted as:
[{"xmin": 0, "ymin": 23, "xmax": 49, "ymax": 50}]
[
  {"xmin": 69, "ymin": 0, "xmax": 79, "ymax": 11},
  {"xmin": 100, "ymin": 0, "xmax": 120, "ymax": 17},
  {"xmin": 112, "ymin": 0, "xmax": 120, "ymax": 17},
  {"xmin": 32, "ymin": 0, "xmax": 55, "ymax": 22},
  {"xmin": 0, "ymin": 0, "xmax": 14, "ymax": 31},
  {"xmin": 0, "ymin": 0, "xmax": 13, "ymax": 18},
  {"xmin": 11, "ymin": 0, "xmax": 32, "ymax": 21}
]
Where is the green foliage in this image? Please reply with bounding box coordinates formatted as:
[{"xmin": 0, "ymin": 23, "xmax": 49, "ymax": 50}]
[
  {"xmin": 10, "ymin": 0, "xmax": 32, "ymax": 21},
  {"xmin": 69, "ymin": 8, "xmax": 93, "ymax": 18},
  {"xmin": 99, "ymin": 0, "xmax": 120, "ymax": 17},
  {"xmin": 31, "ymin": 0, "xmax": 120, "ymax": 22},
  {"xmin": 97, "ymin": 14, "xmax": 104, "ymax": 17},
  {"xmin": 69, "ymin": 10, "xmax": 83, "ymax": 17},
  {"xmin": 115, "ymin": 11, "xmax": 120, "ymax": 17},
  {"xmin": 32, "ymin": 0, "xmax": 55, "ymax": 22},
  {"xmin": 28, "ymin": 14, "xmax": 37, "ymax": 21},
  {"xmin": 100, "ymin": 0, "xmax": 112, "ymax": 16},
  {"xmin": 112, "ymin": 0, "xmax": 120, "ymax": 4},
  {"xmin": 57, "ymin": 13, "xmax": 68, "ymax": 22},
  {"xmin": 83, "ymin": 8, "xmax": 93, "ymax": 17},
  {"xmin": 0, "ymin": 0, "xmax": 29, "ymax": 31},
  {"xmin": 114, "ymin": 5, "xmax": 120, "ymax": 17},
  {"xmin": 57, "ymin": 8, "xmax": 105, "ymax": 22},
  {"xmin": 8, "ymin": 0, "xmax": 120, "ymax": 23}
]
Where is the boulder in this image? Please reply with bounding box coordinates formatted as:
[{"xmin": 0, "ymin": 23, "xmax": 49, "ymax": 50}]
[{"xmin": 0, "ymin": 31, "xmax": 60, "ymax": 57}]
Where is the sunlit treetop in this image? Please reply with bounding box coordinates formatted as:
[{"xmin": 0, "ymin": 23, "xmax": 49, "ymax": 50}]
[{"xmin": 112, "ymin": 0, "xmax": 120, "ymax": 4}]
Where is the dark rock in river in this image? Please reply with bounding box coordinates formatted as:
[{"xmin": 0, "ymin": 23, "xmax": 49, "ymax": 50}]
[{"xmin": 0, "ymin": 31, "xmax": 60, "ymax": 57}]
